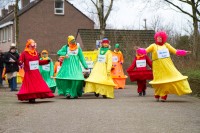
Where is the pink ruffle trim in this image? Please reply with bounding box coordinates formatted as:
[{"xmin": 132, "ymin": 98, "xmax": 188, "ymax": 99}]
[{"xmin": 176, "ymin": 50, "xmax": 187, "ymax": 56}]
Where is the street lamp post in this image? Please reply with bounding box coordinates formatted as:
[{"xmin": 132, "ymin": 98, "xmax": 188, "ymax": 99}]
[{"xmin": 143, "ymin": 18, "xmax": 147, "ymax": 30}]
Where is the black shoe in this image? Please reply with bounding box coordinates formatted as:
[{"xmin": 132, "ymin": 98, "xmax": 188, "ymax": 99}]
[
  {"xmin": 73, "ymin": 96, "xmax": 78, "ymax": 99},
  {"xmin": 102, "ymin": 95, "xmax": 107, "ymax": 99},
  {"xmin": 66, "ymin": 94, "xmax": 71, "ymax": 99},
  {"xmin": 142, "ymin": 90, "xmax": 146, "ymax": 96},
  {"xmin": 29, "ymin": 99, "xmax": 36, "ymax": 103},
  {"xmin": 94, "ymin": 93, "xmax": 99, "ymax": 97},
  {"xmin": 139, "ymin": 92, "xmax": 142, "ymax": 96}
]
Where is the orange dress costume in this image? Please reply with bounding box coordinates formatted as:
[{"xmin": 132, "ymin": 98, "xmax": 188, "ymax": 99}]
[
  {"xmin": 111, "ymin": 44, "xmax": 127, "ymax": 89},
  {"xmin": 54, "ymin": 57, "xmax": 64, "ymax": 77}
]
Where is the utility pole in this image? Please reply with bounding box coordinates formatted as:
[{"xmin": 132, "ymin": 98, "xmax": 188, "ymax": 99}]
[{"xmin": 143, "ymin": 18, "xmax": 147, "ymax": 30}]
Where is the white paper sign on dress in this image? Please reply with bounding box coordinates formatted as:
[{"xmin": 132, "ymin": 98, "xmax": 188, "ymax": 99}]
[
  {"xmin": 157, "ymin": 49, "xmax": 170, "ymax": 59},
  {"xmin": 29, "ymin": 60, "xmax": 39, "ymax": 70},
  {"xmin": 98, "ymin": 55, "xmax": 106, "ymax": 63},
  {"xmin": 42, "ymin": 64, "xmax": 50, "ymax": 71},
  {"xmin": 68, "ymin": 48, "xmax": 78, "ymax": 55},
  {"xmin": 136, "ymin": 60, "xmax": 146, "ymax": 68},
  {"xmin": 112, "ymin": 56, "xmax": 118, "ymax": 62}
]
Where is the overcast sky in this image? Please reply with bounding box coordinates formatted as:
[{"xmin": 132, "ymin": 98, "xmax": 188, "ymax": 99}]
[{"xmin": 69, "ymin": 0, "xmax": 194, "ymax": 34}]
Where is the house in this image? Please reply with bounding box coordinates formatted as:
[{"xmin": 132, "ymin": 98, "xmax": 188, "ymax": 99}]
[{"xmin": 0, "ymin": 0, "xmax": 94, "ymax": 57}]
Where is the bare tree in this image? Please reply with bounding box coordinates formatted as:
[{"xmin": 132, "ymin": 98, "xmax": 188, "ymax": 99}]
[
  {"xmin": 163, "ymin": 0, "xmax": 200, "ymax": 60},
  {"xmin": 149, "ymin": 15, "xmax": 163, "ymax": 32},
  {"xmin": 90, "ymin": 0, "xmax": 114, "ymax": 39}
]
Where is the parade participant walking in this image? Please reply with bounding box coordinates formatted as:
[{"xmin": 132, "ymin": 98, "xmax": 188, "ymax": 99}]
[
  {"xmin": 4, "ymin": 44, "xmax": 19, "ymax": 91},
  {"xmin": 0, "ymin": 48, "xmax": 4, "ymax": 87},
  {"xmin": 56, "ymin": 35, "xmax": 88, "ymax": 99},
  {"xmin": 84, "ymin": 38, "xmax": 116, "ymax": 99},
  {"xmin": 39, "ymin": 50, "xmax": 56, "ymax": 93},
  {"xmin": 127, "ymin": 48, "xmax": 152, "ymax": 96},
  {"xmin": 17, "ymin": 39, "xmax": 54, "ymax": 103},
  {"xmin": 111, "ymin": 43, "xmax": 127, "ymax": 89},
  {"xmin": 145, "ymin": 31, "xmax": 192, "ymax": 102}
]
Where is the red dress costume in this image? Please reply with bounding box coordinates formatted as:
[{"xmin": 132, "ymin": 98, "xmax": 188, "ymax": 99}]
[
  {"xmin": 17, "ymin": 40, "xmax": 54, "ymax": 101},
  {"xmin": 127, "ymin": 48, "xmax": 153, "ymax": 95}
]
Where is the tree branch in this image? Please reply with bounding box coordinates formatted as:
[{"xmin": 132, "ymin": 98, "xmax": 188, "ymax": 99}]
[
  {"xmin": 104, "ymin": 0, "xmax": 114, "ymax": 22},
  {"xmin": 179, "ymin": 0, "xmax": 191, "ymax": 5},
  {"xmin": 164, "ymin": 0, "xmax": 200, "ymax": 21},
  {"xmin": 91, "ymin": 0, "xmax": 98, "ymax": 9},
  {"xmin": 195, "ymin": 1, "xmax": 200, "ymax": 16},
  {"xmin": 90, "ymin": 0, "xmax": 101, "ymax": 16}
]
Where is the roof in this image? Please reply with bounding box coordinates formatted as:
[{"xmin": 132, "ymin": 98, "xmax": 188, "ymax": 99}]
[
  {"xmin": 0, "ymin": 0, "xmax": 94, "ymax": 26},
  {"xmin": 77, "ymin": 29, "xmax": 155, "ymax": 50},
  {"xmin": 0, "ymin": 0, "xmax": 42, "ymax": 26}
]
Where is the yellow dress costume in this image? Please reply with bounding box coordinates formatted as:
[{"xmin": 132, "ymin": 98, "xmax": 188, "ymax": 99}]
[
  {"xmin": 146, "ymin": 43, "xmax": 192, "ymax": 97},
  {"xmin": 84, "ymin": 48, "xmax": 116, "ymax": 98}
]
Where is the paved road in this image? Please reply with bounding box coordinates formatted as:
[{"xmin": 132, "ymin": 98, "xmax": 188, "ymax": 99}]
[{"xmin": 0, "ymin": 85, "xmax": 200, "ymax": 133}]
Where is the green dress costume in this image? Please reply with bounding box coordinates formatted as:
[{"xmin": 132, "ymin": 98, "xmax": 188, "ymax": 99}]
[
  {"xmin": 56, "ymin": 45, "xmax": 88, "ymax": 98},
  {"xmin": 39, "ymin": 57, "xmax": 56, "ymax": 93}
]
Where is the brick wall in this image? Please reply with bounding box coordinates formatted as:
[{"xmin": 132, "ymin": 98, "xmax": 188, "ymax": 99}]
[{"xmin": 18, "ymin": 0, "xmax": 94, "ymax": 59}]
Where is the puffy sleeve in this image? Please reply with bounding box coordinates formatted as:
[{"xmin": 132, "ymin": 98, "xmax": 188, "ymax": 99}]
[
  {"xmin": 127, "ymin": 57, "xmax": 136, "ymax": 71},
  {"xmin": 78, "ymin": 47, "xmax": 88, "ymax": 69},
  {"xmin": 146, "ymin": 56, "xmax": 152, "ymax": 68},
  {"xmin": 165, "ymin": 43, "xmax": 177, "ymax": 54},
  {"xmin": 106, "ymin": 50, "xmax": 113, "ymax": 73},
  {"xmin": 50, "ymin": 60, "xmax": 54, "ymax": 77},
  {"xmin": 19, "ymin": 52, "xmax": 25, "ymax": 65},
  {"xmin": 54, "ymin": 61, "xmax": 58, "ymax": 74},
  {"xmin": 57, "ymin": 45, "xmax": 67, "ymax": 56},
  {"xmin": 165, "ymin": 43, "xmax": 188, "ymax": 56},
  {"xmin": 39, "ymin": 58, "xmax": 43, "ymax": 73},
  {"xmin": 145, "ymin": 44, "xmax": 155, "ymax": 53},
  {"xmin": 119, "ymin": 51, "xmax": 124, "ymax": 64},
  {"xmin": 39, "ymin": 59, "xmax": 50, "ymax": 65}
]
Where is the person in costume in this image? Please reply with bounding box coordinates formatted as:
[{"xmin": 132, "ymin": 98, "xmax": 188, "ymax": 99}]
[
  {"xmin": 145, "ymin": 31, "xmax": 192, "ymax": 102},
  {"xmin": 111, "ymin": 43, "xmax": 127, "ymax": 89},
  {"xmin": 56, "ymin": 35, "xmax": 88, "ymax": 99},
  {"xmin": 54, "ymin": 56, "xmax": 64, "ymax": 77},
  {"xmin": 39, "ymin": 50, "xmax": 56, "ymax": 93},
  {"xmin": 17, "ymin": 39, "xmax": 54, "ymax": 103},
  {"xmin": 4, "ymin": 44, "xmax": 19, "ymax": 91},
  {"xmin": 84, "ymin": 38, "xmax": 116, "ymax": 98},
  {"xmin": 127, "ymin": 48, "xmax": 152, "ymax": 96},
  {"xmin": 0, "ymin": 48, "xmax": 4, "ymax": 87}
]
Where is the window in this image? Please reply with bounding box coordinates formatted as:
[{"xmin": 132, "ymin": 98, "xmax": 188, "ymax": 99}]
[
  {"xmin": 54, "ymin": 0, "xmax": 64, "ymax": 15},
  {"xmin": 8, "ymin": 26, "xmax": 11, "ymax": 41},
  {"xmin": 3, "ymin": 28, "xmax": 6, "ymax": 42},
  {"xmin": 0, "ymin": 30, "xmax": 1, "ymax": 42},
  {"xmin": 5, "ymin": 27, "xmax": 7, "ymax": 41},
  {"xmin": 0, "ymin": 29, "xmax": 3, "ymax": 42}
]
